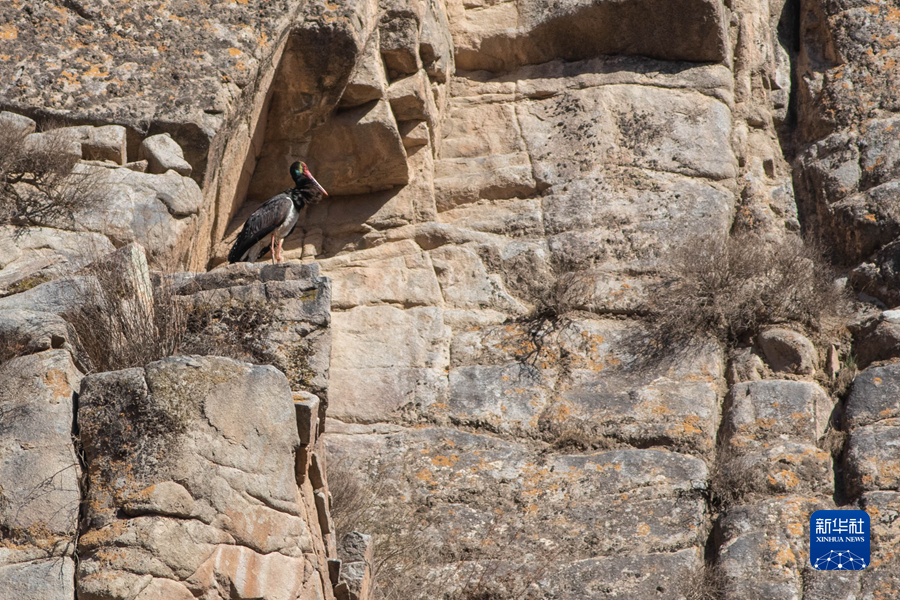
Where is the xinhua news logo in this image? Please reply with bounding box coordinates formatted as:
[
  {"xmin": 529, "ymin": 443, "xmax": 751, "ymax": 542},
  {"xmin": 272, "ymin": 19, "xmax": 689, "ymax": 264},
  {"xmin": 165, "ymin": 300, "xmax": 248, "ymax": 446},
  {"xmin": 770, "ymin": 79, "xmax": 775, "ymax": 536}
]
[{"xmin": 809, "ymin": 510, "xmax": 870, "ymax": 570}]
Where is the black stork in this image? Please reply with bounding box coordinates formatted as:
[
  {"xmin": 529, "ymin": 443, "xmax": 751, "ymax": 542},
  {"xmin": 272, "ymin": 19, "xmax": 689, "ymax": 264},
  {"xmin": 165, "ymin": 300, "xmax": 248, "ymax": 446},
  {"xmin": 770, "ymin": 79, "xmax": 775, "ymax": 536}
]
[{"xmin": 228, "ymin": 161, "xmax": 328, "ymax": 264}]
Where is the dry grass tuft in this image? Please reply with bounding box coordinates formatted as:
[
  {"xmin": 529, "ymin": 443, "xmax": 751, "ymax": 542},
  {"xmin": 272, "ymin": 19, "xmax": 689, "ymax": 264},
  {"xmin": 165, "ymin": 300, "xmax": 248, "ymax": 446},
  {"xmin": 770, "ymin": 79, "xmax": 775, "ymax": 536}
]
[
  {"xmin": 678, "ymin": 563, "xmax": 728, "ymax": 600},
  {"xmin": 708, "ymin": 451, "xmax": 767, "ymax": 510},
  {"xmin": 648, "ymin": 232, "xmax": 850, "ymax": 349},
  {"xmin": 68, "ymin": 259, "xmax": 186, "ymax": 373}
]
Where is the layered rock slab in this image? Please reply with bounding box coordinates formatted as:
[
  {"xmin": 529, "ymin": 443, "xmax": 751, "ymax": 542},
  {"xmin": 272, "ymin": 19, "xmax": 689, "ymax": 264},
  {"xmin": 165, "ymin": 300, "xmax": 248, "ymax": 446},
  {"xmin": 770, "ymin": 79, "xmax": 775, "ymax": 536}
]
[
  {"xmin": 0, "ymin": 350, "xmax": 83, "ymax": 600},
  {"xmin": 172, "ymin": 261, "xmax": 332, "ymax": 401},
  {"xmin": 843, "ymin": 363, "xmax": 900, "ymax": 499},
  {"xmin": 326, "ymin": 426, "xmax": 708, "ymax": 590},
  {"xmin": 447, "ymin": 0, "xmax": 729, "ymax": 71},
  {"xmin": 77, "ymin": 356, "xmax": 333, "ymax": 600}
]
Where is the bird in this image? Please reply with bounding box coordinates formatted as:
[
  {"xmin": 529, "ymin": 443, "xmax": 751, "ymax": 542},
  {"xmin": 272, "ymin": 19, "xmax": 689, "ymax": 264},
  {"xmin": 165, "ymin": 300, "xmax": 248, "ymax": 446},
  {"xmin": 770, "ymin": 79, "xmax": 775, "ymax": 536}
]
[{"xmin": 228, "ymin": 161, "xmax": 327, "ymax": 264}]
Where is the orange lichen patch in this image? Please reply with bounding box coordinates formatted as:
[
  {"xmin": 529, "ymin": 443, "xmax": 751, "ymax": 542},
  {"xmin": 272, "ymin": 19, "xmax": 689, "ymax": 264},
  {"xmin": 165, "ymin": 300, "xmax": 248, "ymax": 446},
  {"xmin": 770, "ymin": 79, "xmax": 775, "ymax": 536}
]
[
  {"xmin": 43, "ymin": 369, "xmax": 72, "ymax": 398},
  {"xmin": 228, "ymin": 47, "xmax": 242, "ymax": 56},
  {"xmin": 768, "ymin": 470, "xmax": 800, "ymax": 489},
  {"xmin": 650, "ymin": 403, "xmax": 673, "ymax": 416},
  {"xmin": 596, "ymin": 462, "xmax": 623, "ymax": 472},
  {"xmin": 874, "ymin": 377, "xmax": 883, "ymax": 385},
  {"xmin": 84, "ymin": 64, "xmax": 109, "ymax": 77},
  {"xmin": 415, "ymin": 468, "xmax": 435, "ymax": 484},
  {"xmin": 0, "ymin": 24, "xmax": 18, "ymax": 39},
  {"xmin": 787, "ymin": 522, "xmax": 803, "ymax": 536},
  {"xmin": 431, "ymin": 454, "xmax": 459, "ymax": 468},
  {"xmin": 636, "ymin": 523, "xmax": 651, "ymax": 536}
]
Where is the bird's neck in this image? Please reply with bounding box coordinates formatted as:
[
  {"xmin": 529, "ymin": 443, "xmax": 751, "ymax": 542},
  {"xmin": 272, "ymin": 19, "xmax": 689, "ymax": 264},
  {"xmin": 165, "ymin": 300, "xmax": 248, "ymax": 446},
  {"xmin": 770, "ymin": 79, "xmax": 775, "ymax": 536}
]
[
  {"xmin": 287, "ymin": 179, "xmax": 323, "ymax": 206},
  {"xmin": 286, "ymin": 186, "xmax": 306, "ymax": 206}
]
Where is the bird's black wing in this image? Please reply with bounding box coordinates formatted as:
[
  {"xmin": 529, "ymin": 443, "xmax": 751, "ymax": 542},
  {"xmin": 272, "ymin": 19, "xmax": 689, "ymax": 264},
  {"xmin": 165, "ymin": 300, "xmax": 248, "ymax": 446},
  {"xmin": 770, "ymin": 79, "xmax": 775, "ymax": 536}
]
[{"xmin": 228, "ymin": 193, "xmax": 292, "ymax": 263}]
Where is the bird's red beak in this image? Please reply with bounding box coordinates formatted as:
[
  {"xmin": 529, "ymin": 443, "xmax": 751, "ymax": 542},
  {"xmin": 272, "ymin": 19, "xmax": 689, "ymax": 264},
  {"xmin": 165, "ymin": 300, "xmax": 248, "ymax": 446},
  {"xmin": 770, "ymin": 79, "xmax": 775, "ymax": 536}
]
[{"xmin": 306, "ymin": 167, "xmax": 328, "ymax": 196}]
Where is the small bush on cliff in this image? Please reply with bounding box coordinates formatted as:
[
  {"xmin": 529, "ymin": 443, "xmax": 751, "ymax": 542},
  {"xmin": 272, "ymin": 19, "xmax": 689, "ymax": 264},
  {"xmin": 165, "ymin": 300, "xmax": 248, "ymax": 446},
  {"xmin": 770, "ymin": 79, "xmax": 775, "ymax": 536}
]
[
  {"xmin": 69, "ymin": 262, "xmax": 186, "ymax": 372},
  {"xmin": 648, "ymin": 232, "xmax": 849, "ymax": 348},
  {"xmin": 0, "ymin": 120, "xmax": 104, "ymax": 228}
]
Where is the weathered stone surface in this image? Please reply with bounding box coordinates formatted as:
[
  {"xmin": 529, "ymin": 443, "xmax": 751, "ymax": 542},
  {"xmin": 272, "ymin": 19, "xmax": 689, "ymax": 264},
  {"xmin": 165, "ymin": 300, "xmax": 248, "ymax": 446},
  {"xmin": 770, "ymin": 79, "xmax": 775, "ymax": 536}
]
[
  {"xmin": 139, "ymin": 133, "xmax": 193, "ymax": 176},
  {"xmin": 718, "ymin": 496, "xmax": 834, "ymax": 600},
  {"xmin": 447, "ymin": 0, "xmax": 728, "ymax": 72},
  {"xmin": 850, "ymin": 239, "xmax": 900, "ymax": 309},
  {"xmin": 308, "ymin": 99, "xmax": 408, "ymax": 196},
  {"xmin": 318, "ymin": 240, "xmax": 443, "ymax": 309},
  {"xmin": 430, "ymin": 245, "xmax": 527, "ymax": 313},
  {"xmin": 0, "ymin": 350, "xmax": 82, "ymax": 600},
  {"xmin": 386, "ymin": 70, "xmax": 437, "ymax": 123},
  {"xmin": 719, "ymin": 380, "xmax": 835, "ymax": 495},
  {"xmin": 792, "ymin": 1, "xmax": 900, "ymax": 278},
  {"xmin": 339, "ymin": 531, "xmax": 373, "ymax": 600},
  {"xmin": 0, "ymin": 310, "xmax": 82, "ymax": 364},
  {"xmin": 329, "ymin": 305, "xmax": 449, "ymax": 422},
  {"xmin": 76, "ymin": 356, "xmax": 332, "ymax": 600},
  {"xmin": 328, "ymin": 427, "xmax": 708, "ymax": 591},
  {"xmin": 378, "ymin": 0, "xmax": 422, "ymax": 76},
  {"xmin": 727, "ymin": 347, "xmax": 766, "ymax": 385},
  {"xmin": 0, "ymin": 275, "xmax": 99, "ymax": 316},
  {"xmin": 722, "ymin": 380, "xmax": 833, "ymax": 447},
  {"xmin": 0, "ymin": 558, "xmax": 76, "ymax": 600},
  {"xmin": 0, "ymin": 111, "xmax": 36, "ymax": 138},
  {"xmin": 244, "ymin": 0, "xmax": 381, "ymax": 205},
  {"xmin": 518, "ymin": 84, "xmax": 735, "ymax": 183},
  {"xmin": 850, "ymin": 311, "xmax": 900, "ymax": 370},
  {"xmin": 0, "ymin": 350, "xmax": 82, "ymax": 535},
  {"xmin": 22, "ymin": 131, "xmax": 82, "ymax": 163},
  {"xmin": 0, "ymin": 225, "xmax": 114, "ymax": 297},
  {"xmin": 419, "ymin": 0, "xmax": 454, "ymax": 84},
  {"xmin": 340, "ymin": 32, "xmax": 389, "ymax": 108},
  {"xmin": 434, "ymin": 101, "xmax": 536, "ymax": 210},
  {"xmin": 68, "ymin": 163, "xmax": 203, "ymax": 267},
  {"xmin": 295, "ymin": 392, "xmax": 321, "ymax": 446},
  {"xmin": 540, "ymin": 548, "xmax": 701, "ymax": 600},
  {"xmin": 758, "ymin": 328, "xmax": 818, "ymax": 375},
  {"xmin": 844, "ymin": 424, "xmax": 900, "ymax": 496},
  {"xmin": 174, "ymin": 261, "xmax": 332, "ymax": 399},
  {"xmin": 844, "ymin": 363, "xmax": 900, "ymax": 430}
]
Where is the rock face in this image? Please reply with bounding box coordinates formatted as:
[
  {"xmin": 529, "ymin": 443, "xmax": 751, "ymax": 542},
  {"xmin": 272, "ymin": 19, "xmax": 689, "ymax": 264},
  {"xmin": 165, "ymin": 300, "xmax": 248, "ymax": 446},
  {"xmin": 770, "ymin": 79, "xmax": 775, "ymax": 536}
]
[
  {"xmin": 77, "ymin": 356, "xmax": 332, "ymax": 600},
  {"xmin": 0, "ymin": 350, "xmax": 82, "ymax": 600},
  {"xmin": 3, "ymin": 0, "xmax": 900, "ymax": 598},
  {"xmin": 0, "ymin": 248, "xmax": 338, "ymax": 600}
]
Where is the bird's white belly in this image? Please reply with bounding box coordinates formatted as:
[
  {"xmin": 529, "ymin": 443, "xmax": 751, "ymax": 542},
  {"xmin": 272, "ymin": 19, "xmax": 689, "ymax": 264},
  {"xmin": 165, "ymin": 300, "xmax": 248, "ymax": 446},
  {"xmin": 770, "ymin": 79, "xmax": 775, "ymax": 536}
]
[{"xmin": 274, "ymin": 202, "xmax": 300, "ymax": 240}]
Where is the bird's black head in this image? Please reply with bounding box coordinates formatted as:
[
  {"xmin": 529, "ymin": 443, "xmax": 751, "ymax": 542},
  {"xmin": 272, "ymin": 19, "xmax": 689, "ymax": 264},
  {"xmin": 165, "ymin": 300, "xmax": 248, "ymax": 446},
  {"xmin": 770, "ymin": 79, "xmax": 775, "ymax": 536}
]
[{"xmin": 289, "ymin": 161, "xmax": 328, "ymax": 201}]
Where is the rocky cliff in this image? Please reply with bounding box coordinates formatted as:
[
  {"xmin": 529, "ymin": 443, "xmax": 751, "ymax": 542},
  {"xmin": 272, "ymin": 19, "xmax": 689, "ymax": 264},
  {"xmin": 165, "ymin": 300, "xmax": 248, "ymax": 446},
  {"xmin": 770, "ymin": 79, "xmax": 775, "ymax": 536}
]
[{"xmin": 2, "ymin": 0, "xmax": 900, "ymax": 599}]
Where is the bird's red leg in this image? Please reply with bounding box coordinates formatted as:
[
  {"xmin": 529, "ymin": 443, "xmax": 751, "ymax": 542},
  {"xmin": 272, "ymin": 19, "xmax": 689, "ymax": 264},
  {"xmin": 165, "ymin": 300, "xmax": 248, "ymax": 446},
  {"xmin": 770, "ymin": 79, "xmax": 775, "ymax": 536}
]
[
  {"xmin": 276, "ymin": 238, "xmax": 285, "ymax": 263},
  {"xmin": 270, "ymin": 234, "xmax": 276, "ymax": 265}
]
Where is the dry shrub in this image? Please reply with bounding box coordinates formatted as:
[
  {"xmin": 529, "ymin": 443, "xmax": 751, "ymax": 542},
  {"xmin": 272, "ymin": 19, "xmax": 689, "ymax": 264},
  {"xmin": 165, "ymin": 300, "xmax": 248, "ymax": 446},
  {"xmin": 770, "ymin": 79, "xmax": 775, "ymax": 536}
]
[
  {"xmin": 678, "ymin": 563, "xmax": 728, "ymax": 600},
  {"xmin": 650, "ymin": 232, "xmax": 850, "ymax": 348},
  {"xmin": 708, "ymin": 451, "xmax": 767, "ymax": 510},
  {"xmin": 68, "ymin": 260, "xmax": 186, "ymax": 373},
  {"xmin": 0, "ymin": 119, "xmax": 104, "ymax": 227},
  {"xmin": 328, "ymin": 458, "xmax": 440, "ymax": 599},
  {"xmin": 180, "ymin": 300, "xmax": 273, "ymax": 363}
]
